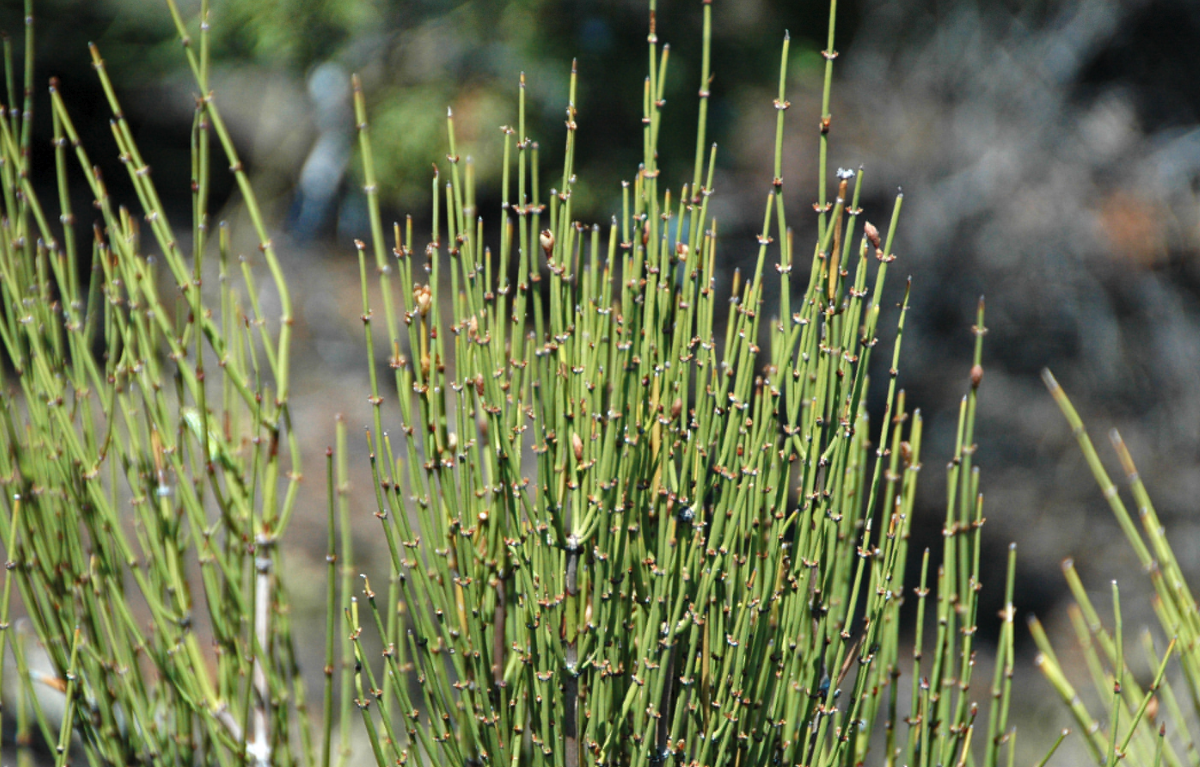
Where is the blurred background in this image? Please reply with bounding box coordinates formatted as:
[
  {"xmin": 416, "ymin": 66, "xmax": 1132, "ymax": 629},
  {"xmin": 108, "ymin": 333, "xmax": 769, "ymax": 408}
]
[{"xmin": 6, "ymin": 0, "xmax": 1200, "ymax": 761}]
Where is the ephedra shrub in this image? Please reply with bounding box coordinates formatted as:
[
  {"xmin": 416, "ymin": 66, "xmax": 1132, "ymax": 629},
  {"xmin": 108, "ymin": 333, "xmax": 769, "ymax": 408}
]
[
  {"xmin": 0, "ymin": 0, "xmax": 1033, "ymax": 766},
  {"xmin": 1027, "ymin": 372, "xmax": 1200, "ymax": 766}
]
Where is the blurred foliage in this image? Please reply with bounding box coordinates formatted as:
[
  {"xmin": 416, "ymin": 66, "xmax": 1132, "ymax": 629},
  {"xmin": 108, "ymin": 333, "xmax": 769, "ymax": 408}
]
[
  {"xmin": 214, "ymin": 0, "xmax": 382, "ymax": 68},
  {"xmin": 5, "ymin": 0, "xmax": 851, "ymax": 218}
]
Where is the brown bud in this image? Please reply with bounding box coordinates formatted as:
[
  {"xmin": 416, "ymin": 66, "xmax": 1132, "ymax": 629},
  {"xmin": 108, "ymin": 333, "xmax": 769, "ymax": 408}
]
[
  {"xmin": 864, "ymin": 221, "xmax": 881, "ymax": 250},
  {"xmin": 571, "ymin": 432, "xmax": 584, "ymax": 463},
  {"xmin": 670, "ymin": 397, "xmax": 683, "ymax": 421},
  {"xmin": 474, "ymin": 373, "xmax": 485, "ymax": 396},
  {"xmin": 539, "ymin": 229, "xmax": 555, "ymax": 256},
  {"xmin": 675, "ymin": 242, "xmax": 689, "ymax": 260},
  {"xmin": 970, "ymin": 364, "xmax": 984, "ymax": 389}
]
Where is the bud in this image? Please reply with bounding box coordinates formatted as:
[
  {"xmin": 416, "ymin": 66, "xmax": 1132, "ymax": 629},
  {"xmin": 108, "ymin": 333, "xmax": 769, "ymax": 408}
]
[
  {"xmin": 676, "ymin": 242, "xmax": 689, "ymax": 260},
  {"xmin": 670, "ymin": 397, "xmax": 683, "ymax": 421},
  {"xmin": 474, "ymin": 373, "xmax": 485, "ymax": 396},
  {"xmin": 571, "ymin": 432, "xmax": 584, "ymax": 463},
  {"xmin": 864, "ymin": 221, "xmax": 881, "ymax": 250},
  {"xmin": 970, "ymin": 364, "xmax": 984, "ymax": 389},
  {"xmin": 539, "ymin": 229, "xmax": 555, "ymax": 256},
  {"xmin": 414, "ymin": 284, "xmax": 432, "ymax": 317}
]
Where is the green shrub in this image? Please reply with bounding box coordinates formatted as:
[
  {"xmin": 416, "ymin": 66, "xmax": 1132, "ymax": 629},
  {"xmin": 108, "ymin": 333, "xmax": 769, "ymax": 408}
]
[
  {"xmin": 0, "ymin": 0, "xmax": 1048, "ymax": 765},
  {"xmin": 1032, "ymin": 372, "xmax": 1200, "ymax": 766}
]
